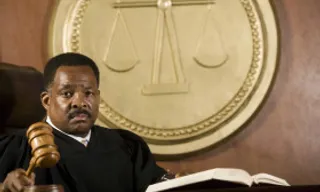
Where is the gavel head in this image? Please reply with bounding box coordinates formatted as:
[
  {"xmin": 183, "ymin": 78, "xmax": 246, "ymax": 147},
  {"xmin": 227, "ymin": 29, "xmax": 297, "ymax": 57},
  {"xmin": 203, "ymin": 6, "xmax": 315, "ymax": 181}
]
[{"xmin": 26, "ymin": 122, "xmax": 60, "ymax": 168}]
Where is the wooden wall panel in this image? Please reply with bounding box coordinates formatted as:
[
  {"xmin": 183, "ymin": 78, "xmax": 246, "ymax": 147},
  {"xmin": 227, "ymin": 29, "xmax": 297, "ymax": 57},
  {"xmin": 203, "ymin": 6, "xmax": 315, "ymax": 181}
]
[
  {"xmin": 1, "ymin": 0, "xmax": 320, "ymax": 185},
  {"xmin": 0, "ymin": 0, "xmax": 53, "ymax": 71}
]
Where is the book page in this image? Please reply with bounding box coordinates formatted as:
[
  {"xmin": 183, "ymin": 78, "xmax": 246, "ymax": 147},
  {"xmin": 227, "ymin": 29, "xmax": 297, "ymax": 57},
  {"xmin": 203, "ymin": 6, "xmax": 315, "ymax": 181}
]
[
  {"xmin": 252, "ymin": 173, "xmax": 290, "ymax": 186},
  {"xmin": 210, "ymin": 168, "xmax": 253, "ymax": 186},
  {"xmin": 146, "ymin": 168, "xmax": 254, "ymax": 192},
  {"xmin": 146, "ymin": 169, "xmax": 215, "ymax": 192}
]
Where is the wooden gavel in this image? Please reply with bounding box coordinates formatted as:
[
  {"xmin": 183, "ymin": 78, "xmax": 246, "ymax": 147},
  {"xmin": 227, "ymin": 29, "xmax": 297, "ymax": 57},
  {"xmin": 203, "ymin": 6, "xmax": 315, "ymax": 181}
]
[{"xmin": 25, "ymin": 122, "xmax": 60, "ymax": 177}]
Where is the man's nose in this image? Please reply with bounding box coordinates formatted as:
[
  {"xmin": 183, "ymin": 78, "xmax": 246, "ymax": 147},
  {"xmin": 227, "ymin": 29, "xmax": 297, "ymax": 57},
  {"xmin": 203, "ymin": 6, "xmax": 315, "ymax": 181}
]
[{"xmin": 71, "ymin": 93, "xmax": 87, "ymax": 108}]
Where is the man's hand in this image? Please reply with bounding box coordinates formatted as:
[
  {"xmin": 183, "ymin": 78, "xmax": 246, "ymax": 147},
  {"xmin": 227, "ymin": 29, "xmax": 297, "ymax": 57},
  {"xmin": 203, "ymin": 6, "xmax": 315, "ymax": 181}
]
[{"xmin": 2, "ymin": 169, "xmax": 35, "ymax": 192}]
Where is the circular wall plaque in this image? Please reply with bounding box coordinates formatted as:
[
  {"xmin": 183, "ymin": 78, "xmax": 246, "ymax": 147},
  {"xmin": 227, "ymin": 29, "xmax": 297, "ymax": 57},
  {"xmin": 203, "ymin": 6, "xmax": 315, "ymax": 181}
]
[{"xmin": 48, "ymin": 0, "xmax": 278, "ymax": 157}]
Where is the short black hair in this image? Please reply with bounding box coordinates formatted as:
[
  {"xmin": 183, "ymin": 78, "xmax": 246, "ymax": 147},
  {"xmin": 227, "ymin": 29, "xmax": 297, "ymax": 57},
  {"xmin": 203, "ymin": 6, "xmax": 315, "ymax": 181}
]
[{"xmin": 43, "ymin": 52, "xmax": 100, "ymax": 90}]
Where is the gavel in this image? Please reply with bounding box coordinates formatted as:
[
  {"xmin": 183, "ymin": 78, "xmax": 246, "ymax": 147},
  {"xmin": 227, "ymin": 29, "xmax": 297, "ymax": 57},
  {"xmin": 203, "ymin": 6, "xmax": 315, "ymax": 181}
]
[{"xmin": 25, "ymin": 122, "xmax": 60, "ymax": 177}]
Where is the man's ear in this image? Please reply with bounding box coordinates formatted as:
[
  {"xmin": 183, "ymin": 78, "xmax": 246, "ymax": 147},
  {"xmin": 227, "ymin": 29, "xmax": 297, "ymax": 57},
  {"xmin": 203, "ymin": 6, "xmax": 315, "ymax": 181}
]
[
  {"xmin": 97, "ymin": 89, "xmax": 101, "ymax": 104},
  {"xmin": 40, "ymin": 91, "xmax": 50, "ymax": 110}
]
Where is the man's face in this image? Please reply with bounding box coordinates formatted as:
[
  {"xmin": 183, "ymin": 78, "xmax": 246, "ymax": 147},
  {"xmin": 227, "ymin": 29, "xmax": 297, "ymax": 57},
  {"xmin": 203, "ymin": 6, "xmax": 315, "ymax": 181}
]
[{"xmin": 41, "ymin": 65, "xmax": 100, "ymax": 137}]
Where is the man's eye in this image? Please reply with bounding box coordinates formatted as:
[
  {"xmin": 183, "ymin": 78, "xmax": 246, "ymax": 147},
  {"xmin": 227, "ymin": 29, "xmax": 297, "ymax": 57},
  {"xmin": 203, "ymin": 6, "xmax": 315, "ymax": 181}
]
[
  {"xmin": 63, "ymin": 92, "xmax": 72, "ymax": 97},
  {"xmin": 85, "ymin": 91, "xmax": 94, "ymax": 96}
]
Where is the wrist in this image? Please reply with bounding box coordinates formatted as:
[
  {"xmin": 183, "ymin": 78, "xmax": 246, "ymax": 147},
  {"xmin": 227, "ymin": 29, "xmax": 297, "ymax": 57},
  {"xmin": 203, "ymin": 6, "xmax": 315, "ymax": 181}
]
[{"xmin": 0, "ymin": 183, "xmax": 9, "ymax": 192}]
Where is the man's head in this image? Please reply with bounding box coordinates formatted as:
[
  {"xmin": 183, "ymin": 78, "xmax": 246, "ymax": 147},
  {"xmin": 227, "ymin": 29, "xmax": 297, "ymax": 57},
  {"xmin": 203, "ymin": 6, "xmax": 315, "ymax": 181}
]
[{"xmin": 41, "ymin": 52, "xmax": 100, "ymax": 137}]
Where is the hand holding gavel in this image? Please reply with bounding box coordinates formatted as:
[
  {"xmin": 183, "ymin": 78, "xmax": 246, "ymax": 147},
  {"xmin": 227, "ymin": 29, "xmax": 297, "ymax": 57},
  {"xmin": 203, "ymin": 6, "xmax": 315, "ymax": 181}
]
[{"xmin": 1, "ymin": 122, "xmax": 61, "ymax": 192}]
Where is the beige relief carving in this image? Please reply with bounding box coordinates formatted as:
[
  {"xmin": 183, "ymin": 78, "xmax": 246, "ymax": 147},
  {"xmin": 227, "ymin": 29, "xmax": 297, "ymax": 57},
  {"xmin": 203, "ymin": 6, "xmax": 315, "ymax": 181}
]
[
  {"xmin": 110, "ymin": 0, "xmax": 222, "ymax": 96},
  {"xmin": 104, "ymin": 0, "xmax": 139, "ymax": 72},
  {"xmin": 194, "ymin": 3, "xmax": 228, "ymax": 68},
  {"xmin": 48, "ymin": 0, "xmax": 279, "ymax": 157}
]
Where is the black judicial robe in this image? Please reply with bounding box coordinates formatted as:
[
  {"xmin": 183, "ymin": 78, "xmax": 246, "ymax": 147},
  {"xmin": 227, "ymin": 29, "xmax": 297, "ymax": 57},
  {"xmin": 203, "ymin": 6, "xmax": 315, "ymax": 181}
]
[{"xmin": 0, "ymin": 125, "xmax": 166, "ymax": 192}]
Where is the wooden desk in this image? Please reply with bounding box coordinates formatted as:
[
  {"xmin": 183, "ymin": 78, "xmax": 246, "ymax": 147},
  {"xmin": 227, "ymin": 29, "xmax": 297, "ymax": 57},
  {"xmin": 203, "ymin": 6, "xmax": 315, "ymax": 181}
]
[{"xmin": 169, "ymin": 185, "xmax": 320, "ymax": 192}]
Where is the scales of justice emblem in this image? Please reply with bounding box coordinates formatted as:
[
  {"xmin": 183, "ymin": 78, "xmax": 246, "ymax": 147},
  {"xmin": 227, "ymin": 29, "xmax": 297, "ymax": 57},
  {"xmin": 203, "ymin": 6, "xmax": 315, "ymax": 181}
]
[
  {"xmin": 105, "ymin": 0, "xmax": 228, "ymax": 96},
  {"xmin": 49, "ymin": 0, "xmax": 278, "ymax": 157}
]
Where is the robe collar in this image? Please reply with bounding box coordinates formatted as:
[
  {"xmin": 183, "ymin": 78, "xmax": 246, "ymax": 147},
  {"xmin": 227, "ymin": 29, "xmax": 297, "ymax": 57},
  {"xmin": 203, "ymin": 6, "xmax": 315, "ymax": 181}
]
[{"xmin": 46, "ymin": 116, "xmax": 91, "ymax": 145}]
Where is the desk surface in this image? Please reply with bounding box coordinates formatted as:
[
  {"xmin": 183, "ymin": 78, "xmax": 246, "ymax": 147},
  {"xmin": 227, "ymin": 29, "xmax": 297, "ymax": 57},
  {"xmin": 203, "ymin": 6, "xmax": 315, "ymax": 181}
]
[{"xmin": 170, "ymin": 185, "xmax": 320, "ymax": 192}]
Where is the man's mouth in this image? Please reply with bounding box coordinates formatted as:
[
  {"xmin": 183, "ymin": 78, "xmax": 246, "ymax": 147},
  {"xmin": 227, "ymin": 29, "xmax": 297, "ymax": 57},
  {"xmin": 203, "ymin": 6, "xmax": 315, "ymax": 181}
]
[
  {"xmin": 72, "ymin": 113, "xmax": 89, "ymax": 121},
  {"xmin": 68, "ymin": 110, "xmax": 91, "ymax": 121}
]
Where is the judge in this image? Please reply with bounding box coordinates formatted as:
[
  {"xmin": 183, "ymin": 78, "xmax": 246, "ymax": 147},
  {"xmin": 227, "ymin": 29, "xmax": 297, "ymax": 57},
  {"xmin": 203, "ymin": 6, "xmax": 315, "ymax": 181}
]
[{"xmin": 0, "ymin": 53, "xmax": 170, "ymax": 192}]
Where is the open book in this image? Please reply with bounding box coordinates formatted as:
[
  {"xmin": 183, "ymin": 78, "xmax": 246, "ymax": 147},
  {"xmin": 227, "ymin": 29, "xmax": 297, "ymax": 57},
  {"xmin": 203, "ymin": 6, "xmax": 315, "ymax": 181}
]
[{"xmin": 146, "ymin": 168, "xmax": 290, "ymax": 192}]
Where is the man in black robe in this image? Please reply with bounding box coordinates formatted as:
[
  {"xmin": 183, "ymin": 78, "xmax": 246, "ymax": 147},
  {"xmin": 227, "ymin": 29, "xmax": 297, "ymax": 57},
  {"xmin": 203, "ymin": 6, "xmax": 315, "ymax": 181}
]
[{"xmin": 0, "ymin": 53, "xmax": 170, "ymax": 192}]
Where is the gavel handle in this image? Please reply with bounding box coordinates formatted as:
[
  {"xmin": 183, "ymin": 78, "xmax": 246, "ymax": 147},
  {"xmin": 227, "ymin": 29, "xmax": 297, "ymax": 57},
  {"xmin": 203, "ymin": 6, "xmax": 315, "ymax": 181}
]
[{"xmin": 26, "ymin": 158, "xmax": 36, "ymax": 177}]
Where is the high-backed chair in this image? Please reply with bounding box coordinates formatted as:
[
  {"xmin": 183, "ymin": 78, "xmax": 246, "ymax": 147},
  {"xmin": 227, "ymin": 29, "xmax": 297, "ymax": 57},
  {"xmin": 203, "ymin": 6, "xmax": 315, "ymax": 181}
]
[{"xmin": 0, "ymin": 62, "xmax": 45, "ymax": 134}]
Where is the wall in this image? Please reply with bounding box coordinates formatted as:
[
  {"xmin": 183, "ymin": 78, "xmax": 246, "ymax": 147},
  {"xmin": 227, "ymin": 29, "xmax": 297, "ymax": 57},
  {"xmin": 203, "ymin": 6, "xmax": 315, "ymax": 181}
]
[
  {"xmin": 0, "ymin": 0, "xmax": 319, "ymax": 185},
  {"xmin": 0, "ymin": 0, "xmax": 53, "ymax": 71}
]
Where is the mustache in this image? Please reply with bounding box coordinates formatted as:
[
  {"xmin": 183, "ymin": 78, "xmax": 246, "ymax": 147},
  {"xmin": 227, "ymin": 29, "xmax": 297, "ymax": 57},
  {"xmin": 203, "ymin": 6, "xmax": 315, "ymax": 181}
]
[{"xmin": 68, "ymin": 109, "xmax": 91, "ymax": 119}]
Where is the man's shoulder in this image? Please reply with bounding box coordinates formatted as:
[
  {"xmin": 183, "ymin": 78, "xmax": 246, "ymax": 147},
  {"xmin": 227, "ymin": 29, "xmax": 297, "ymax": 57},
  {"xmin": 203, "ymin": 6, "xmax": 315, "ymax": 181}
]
[
  {"xmin": 0, "ymin": 128, "xmax": 27, "ymax": 138},
  {"xmin": 0, "ymin": 129, "xmax": 29, "ymax": 150},
  {"xmin": 94, "ymin": 125, "xmax": 143, "ymax": 138},
  {"xmin": 93, "ymin": 125, "xmax": 148, "ymax": 146}
]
